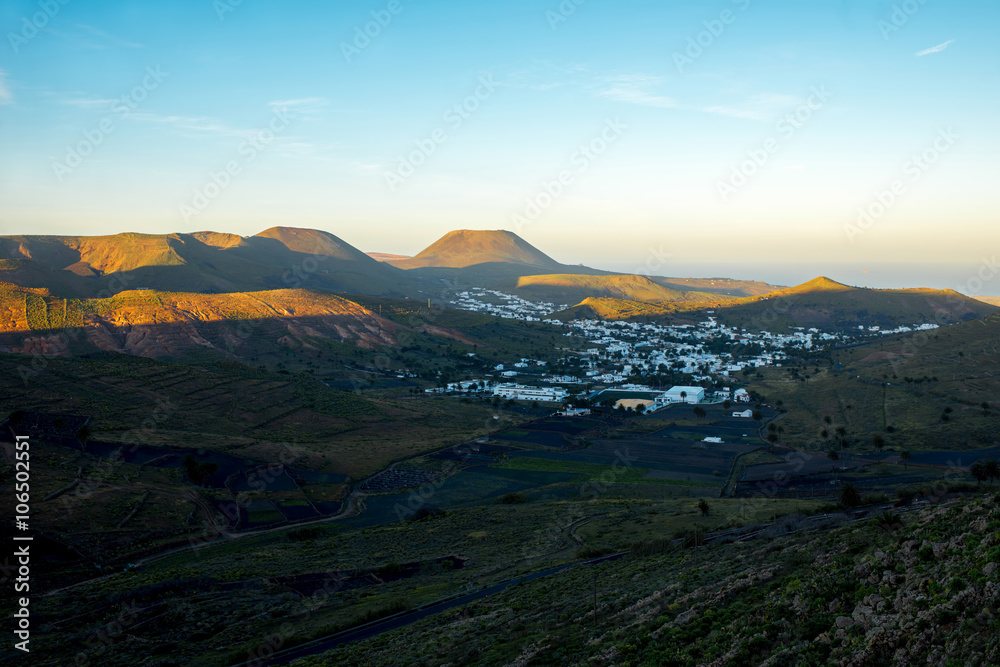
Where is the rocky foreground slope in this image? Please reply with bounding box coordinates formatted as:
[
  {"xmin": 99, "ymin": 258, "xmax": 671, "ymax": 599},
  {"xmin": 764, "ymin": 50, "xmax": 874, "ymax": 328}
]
[{"xmin": 302, "ymin": 494, "xmax": 1000, "ymax": 666}]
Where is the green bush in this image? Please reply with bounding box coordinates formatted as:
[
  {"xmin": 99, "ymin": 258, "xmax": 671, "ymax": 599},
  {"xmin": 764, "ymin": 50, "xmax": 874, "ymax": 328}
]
[{"xmin": 498, "ymin": 492, "xmax": 527, "ymax": 505}]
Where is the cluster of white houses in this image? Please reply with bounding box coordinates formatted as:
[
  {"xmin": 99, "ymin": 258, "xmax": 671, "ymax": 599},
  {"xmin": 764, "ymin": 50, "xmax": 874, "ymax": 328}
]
[
  {"xmin": 427, "ymin": 380, "xmax": 756, "ymax": 414},
  {"xmin": 435, "ymin": 287, "xmax": 938, "ymax": 411},
  {"xmin": 451, "ymin": 288, "xmax": 566, "ymax": 321}
]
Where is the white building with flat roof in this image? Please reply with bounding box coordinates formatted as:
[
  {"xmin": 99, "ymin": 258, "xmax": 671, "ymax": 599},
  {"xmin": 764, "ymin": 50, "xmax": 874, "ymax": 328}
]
[
  {"xmin": 663, "ymin": 386, "xmax": 705, "ymax": 404},
  {"xmin": 493, "ymin": 384, "xmax": 568, "ymax": 402}
]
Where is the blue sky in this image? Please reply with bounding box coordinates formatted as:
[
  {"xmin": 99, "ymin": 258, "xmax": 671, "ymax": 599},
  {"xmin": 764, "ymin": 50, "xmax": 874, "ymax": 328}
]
[{"xmin": 1, "ymin": 0, "xmax": 998, "ymax": 290}]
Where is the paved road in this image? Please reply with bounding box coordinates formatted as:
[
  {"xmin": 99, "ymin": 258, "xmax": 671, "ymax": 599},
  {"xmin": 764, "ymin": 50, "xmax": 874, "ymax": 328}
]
[{"xmin": 248, "ymin": 552, "xmax": 627, "ymax": 666}]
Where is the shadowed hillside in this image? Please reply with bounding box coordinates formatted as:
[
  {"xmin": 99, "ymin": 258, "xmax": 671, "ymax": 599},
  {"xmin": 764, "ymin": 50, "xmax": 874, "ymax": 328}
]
[
  {"xmin": 546, "ymin": 276, "xmax": 997, "ymax": 329},
  {"xmin": 715, "ymin": 277, "xmax": 997, "ymax": 330}
]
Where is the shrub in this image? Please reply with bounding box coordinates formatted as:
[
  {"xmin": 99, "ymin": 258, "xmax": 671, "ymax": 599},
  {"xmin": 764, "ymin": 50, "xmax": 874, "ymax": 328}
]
[
  {"xmin": 286, "ymin": 526, "xmax": 324, "ymax": 542},
  {"xmin": 575, "ymin": 547, "xmax": 613, "ymax": 559},
  {"xmin": 873, "ymin": 510, "xmax": 903, "ymax": 531},
  {"xmin": 407, "ymin": 507, "xmax": 446, "ymax": 522}
]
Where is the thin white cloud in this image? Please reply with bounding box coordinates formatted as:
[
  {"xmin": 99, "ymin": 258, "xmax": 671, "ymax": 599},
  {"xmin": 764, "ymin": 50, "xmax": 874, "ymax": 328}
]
[
  {"xmin": 0, "ymin": 69, "xmax": 11, "ymax": 105},
  {"xmin": 596, "ymin": 74, "xmax": 679, "ymax": 109},
  {"xmin": 267, "ymin": 98, "xmax": 327, "ymax": 118},
  {"xmin": 505, "ymin": 63, "xmax": 806, "ymax": 123},
  {"xmin": 702, "ymin": 93, "xmax": 802, "ymax": 122},
  {"xmin": 128, "ymin": 112, "xmax": 250, "ymax": 138},
  {"xmin": 59, "ymin": 96, "xmax": 118, "ymax": 109},
  {"xmin": 274, "ymin": 141, "xmax": 344, "ymax": 159},
  {"xmin": 75, "ymin": 24, "xmax": 143, "ymax": 49},
  {"xmin": 915, "ymin": 39, "xmax": 954, "ymax": 56}
]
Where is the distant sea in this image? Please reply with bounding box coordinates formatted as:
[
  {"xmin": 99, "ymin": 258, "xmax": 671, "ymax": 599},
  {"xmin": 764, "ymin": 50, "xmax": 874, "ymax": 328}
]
[{"xmin": 597, "ymin": 262, "xmax": 999, "ymax": 297}]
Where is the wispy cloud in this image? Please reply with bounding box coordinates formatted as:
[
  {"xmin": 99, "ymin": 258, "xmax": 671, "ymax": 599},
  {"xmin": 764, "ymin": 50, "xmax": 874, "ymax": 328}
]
[
  {"xmin": 47, "ymin": 25, "xmax": 143, "ymax": 50},
  {"xmin": 75, "ymin": 24, "xmax": 143, "ymax": 49},
  {"xmin": 915, "ymin": 39, "xmax": 954, "ymax": 56},
  {"xmin": 504, "ymin": 63, "xmax": 808, "ymax": 123},
  {"xmin": 267, "ymin": 98, "xmax": 327, "ymax": 118},
  {"xmin": 128, "ymin": 112, "xmax": 250, "ymax": 138},
  {"xmin": 701, "ymin": 93, "xmax": 802, "ymax": 122},
  {"xmin": 59, "ymin": 96, "xmax": 118, "ymax": 109},
  {"xmin": 0, "ymin": 69, "xmax": 11, "ymax": 105},
  {"xmin": 596, "ymin": 74, "xmax": 679, "ymax": 109},
  {"xmin": 596, "ymin": 73, "xmax": 799, "ymax": 122}
]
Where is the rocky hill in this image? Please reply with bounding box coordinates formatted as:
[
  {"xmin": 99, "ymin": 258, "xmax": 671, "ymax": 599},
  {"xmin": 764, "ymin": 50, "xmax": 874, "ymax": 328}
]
[{"xmin": 0, "ymin": 228, "xmax": 410, "ymax": 297}]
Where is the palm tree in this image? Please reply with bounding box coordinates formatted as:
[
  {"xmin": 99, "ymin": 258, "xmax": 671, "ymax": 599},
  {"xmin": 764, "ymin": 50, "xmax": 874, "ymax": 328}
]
[
  {"xmin": 827, "ymin": 449, "xmax": 839, "ymax": 473},
  {"xmin": 899, "ymin": 450, "xmax": 911, "ymax": 469},
  {"xmin": 872, "ymin": 435, "xmax": 885, "ymax": 461},
  {"xmin": 985, "ymin": 459, "xmax": 1000, "ymax": 485},
  {"xmin": 840, "ymin": 482, "xmax": 861, "ymax": 508},
  {"xmin": 970, "ymin": 461, "xmax": 988, "ymax": 486}
]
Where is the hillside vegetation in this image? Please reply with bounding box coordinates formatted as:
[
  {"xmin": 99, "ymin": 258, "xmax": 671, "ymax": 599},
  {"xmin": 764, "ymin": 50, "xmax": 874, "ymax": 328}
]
[
  {"xmin": 511, "ymin": 273, "xmax": 740, "ymax": 307},
  {"xmin": 747, "ymin": 313, "xmax": 1000, "ymax": 453},
  {"xmin": 552, "ymin": 297, "xmax": 716, "ymax": 321}
]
